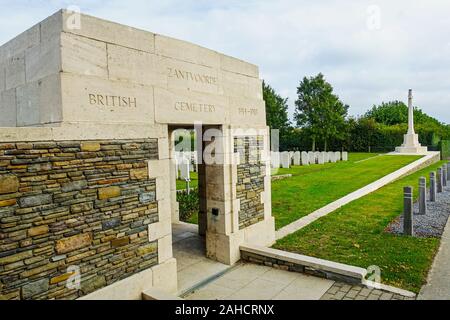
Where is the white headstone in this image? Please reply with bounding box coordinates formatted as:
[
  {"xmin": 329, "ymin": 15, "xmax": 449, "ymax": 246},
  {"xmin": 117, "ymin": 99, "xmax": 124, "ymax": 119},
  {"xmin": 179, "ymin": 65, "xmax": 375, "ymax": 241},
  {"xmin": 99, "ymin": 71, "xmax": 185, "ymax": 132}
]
[
  {"xmin": 317, "ymin": 152, "xmax": 325, "ymax": 164},
  {"xmin": 281, "ymin": 152, "xmax": 291, "ymax": 168},
  {"xmin": 271, "ymin": 151, "xmax": 280, "ymax": 169},
  {"xmin": 321, "ymin": 151, "xmax": 328, "ymax": 163},
  {"xmin": 189, "ymin": 152, "xmax": 195, "ymax": 172},
  {"xmin": 342, "ymin": 152, "xmax": 348, "ymax": 161},
  {"xmin": 180, "ymin": 160, "xmax": 191, "ymax": 180},
  {"xmin": 293, "ymin": 151, "xmax": 301, "ymax": 166},
  {"xmin": 314, "ymin": 152, "xmax": 320, "ymax": 164},
  {"xmin": 301, "ymin": 152, "xmax": 309, "ymax": 166},
  {"xmin": 308, "ymin": 152, "xmax": 316, "ymax": 165},
  {"xmin": 289, "ymin": 151, "xmax": 295, "ymax": 165},
  {"xmin": 335, "ymin": 151, "xmax": 341, "ymax": 162},
  {"xmin": 328, "ymin": 151, "xmax": 336, "ymax": 163}
]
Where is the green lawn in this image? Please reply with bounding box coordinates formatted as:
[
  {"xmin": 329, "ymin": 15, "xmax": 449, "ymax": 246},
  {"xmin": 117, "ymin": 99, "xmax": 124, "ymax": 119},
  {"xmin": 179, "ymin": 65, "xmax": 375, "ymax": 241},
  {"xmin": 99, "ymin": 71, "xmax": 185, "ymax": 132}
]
[
  {"xmin": 176, "ymin": 172, "xmax": 198, "ymax": 190},
  {"xmin": 272, "ymin": 153, "xmax": 421, "ymax": 230},
  {"xmin": 187, "ymin": 212, "xmax": 199, "ymax": 224},
  {"xmin": 274, "ymin": 160, "xmax": 445, "ymax": 292}
]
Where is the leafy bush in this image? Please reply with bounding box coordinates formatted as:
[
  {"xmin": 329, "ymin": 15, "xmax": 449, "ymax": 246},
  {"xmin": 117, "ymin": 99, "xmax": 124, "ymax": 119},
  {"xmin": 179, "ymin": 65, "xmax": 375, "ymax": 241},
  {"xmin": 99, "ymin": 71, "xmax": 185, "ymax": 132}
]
[{"xmin": 177, "ymin": 188, "xmax": 199, "ymax": 222}]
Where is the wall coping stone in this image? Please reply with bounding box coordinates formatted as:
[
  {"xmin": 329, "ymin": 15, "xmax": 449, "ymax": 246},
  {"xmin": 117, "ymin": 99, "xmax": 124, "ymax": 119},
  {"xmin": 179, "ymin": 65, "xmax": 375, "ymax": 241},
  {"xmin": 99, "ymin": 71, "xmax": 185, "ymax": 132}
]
[
  {"xmin": 240, "ymin": 244, "xmax": 367, "ymax": 280},
  {"xmin": 0, "ymin": 123, "xmax": 167, "ymax": 142}
]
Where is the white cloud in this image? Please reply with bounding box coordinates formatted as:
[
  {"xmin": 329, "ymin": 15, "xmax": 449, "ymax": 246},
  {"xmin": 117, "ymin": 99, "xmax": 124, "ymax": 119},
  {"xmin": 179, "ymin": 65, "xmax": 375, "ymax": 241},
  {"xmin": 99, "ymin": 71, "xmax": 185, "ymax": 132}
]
[{"xmin": 0, "ymin": 0, "xmax": 449, "ymax": 123}]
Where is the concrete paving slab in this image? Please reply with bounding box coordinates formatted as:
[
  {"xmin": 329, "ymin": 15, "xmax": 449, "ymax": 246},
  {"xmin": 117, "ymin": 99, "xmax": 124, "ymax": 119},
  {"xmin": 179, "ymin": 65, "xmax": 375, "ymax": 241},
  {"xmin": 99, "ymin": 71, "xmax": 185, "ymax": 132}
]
[
  {"xmin": 418, "ymin": 205, "xmax": 450, "ymax": 300},
  {"xmin": 183, "ymin": 262, "xmax": 335, "ymax": 300}
]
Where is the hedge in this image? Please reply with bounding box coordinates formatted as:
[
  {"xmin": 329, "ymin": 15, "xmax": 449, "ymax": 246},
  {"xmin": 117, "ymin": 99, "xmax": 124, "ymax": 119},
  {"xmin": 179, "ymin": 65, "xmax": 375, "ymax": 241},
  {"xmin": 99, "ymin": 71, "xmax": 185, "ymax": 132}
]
[{"xmin": 279, "ymin": 122, "xmax": 450, "ymax": 153}]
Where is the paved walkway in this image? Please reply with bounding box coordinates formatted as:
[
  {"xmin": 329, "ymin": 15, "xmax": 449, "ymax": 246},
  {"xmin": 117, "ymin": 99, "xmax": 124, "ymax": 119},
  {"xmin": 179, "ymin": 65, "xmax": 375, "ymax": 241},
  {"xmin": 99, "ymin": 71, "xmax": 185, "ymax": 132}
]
[
  {"xmin": 173, "ymin": 223, "xmax": 413, "ymax": 300},
  {"xmin": 183, "ymin": 263, "xmax": 334, "ymax": 300},
  {"xmin": 418, "ymin": 185, "xmax": 450, "ymax": 300},
  {"xmin": 321, "ymin": 282, "xmax": 414, "ymax": 300},
  {"xmin": 276, "ymin": 152, "xmax": 440, "ymax": 240},
  {"xmin": 173, "ymin": 223, "xmax": 335, "ymax": 300},
  {"xmin": 172, "ymin": 223, "xmax": 229, "ymax": 295}
]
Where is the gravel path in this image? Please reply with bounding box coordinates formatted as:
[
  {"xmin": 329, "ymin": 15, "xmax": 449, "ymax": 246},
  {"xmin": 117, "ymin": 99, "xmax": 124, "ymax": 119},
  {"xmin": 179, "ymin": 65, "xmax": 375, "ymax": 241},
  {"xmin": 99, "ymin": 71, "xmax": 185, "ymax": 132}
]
[{"xmin": 386, "ymin": 185, "xmax": 450, "ymax": 237}]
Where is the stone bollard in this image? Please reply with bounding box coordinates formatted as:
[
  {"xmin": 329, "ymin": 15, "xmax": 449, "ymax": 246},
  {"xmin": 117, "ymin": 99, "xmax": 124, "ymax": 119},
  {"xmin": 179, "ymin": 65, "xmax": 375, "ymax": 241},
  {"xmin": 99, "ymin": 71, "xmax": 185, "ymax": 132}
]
[
  {"xmin": 447, "ymin": 162, "xmax": 450, "ymax": 181},
  {"xmin": 419, "ymin": 177, "xmax": 427, "ymax": 215},
  {"xmin": 430, "ymin": 172, "xmax": 437, "ymax": 202},
  {"xmin": 403, "ymin": 186, "xmax": 414, "ymax": 236},
  {"xmin": 443, "ymin": 165, "xmax": 448, "ymax": 187},
  {"xmin": 437, "ymin": 168, "xmax": 443, "ymax": 193}
]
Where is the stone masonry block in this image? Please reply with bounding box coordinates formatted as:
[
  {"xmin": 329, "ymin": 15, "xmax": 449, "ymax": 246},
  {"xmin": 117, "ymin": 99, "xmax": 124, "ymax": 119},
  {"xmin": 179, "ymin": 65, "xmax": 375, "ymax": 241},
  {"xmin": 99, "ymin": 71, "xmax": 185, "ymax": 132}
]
[
  {"xmin": 28, "ymin": 225, "xmax": 49, "ymax": 237},
  {"xmin": 158, "ymin": 234, "xmax": 173, "ymax": 264},
  {"xmin": 22, "ymin": 279, "xmax": 49, "ymax": 299},
  {"xmin": 25, "ymin": 36, "xmax": 61, "ymax": 83},
  {"xmin": 55, "ymin": 233, "xmax": 92, "ymax": 254},
  {"xmin": 19, "ymin": 194, "xmax": 52, "ymax": 208},
  {"xmin": 5, "ymin": 53, "xmax": 25, "ymax": 90},
  {"xmin": 0, "ymin": 175, "xmax": 19, "ymax": 194},
  {"xmin": 0, "ymin": 89, "xmax": 17, "ymax": 127},
  {"xmin": 80, "ymin": 142, "xmax": 101, "ymax": 152},
  {"xmin": 152, "ymin": 258, "xmax": 177, "ymax": 294},
  {"xmin": 98, "ymin": 186, "xmax": 121, "ymax": 200},
  {"xmin": 61, "ymin": 32, "xmax": 108, "ymax": 78},
  {"xmin": 62, "ymin": 10, "xmax": 155, "ymax": 53},
  {"xmin": 148, "ymin": 219, "xmax": 171, "ymax": 242},
  {"xmin": 130, "ymin": 167, "xmax": 149, "ymax": 180}
]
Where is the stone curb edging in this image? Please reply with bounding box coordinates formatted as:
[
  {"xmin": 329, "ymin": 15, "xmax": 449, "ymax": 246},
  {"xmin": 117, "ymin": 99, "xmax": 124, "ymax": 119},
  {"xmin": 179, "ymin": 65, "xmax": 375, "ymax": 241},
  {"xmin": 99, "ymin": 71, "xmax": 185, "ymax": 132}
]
[
  {"xmin": 271, "ymin": 174, "xmax": 292, "ymax": 182},
  {"xmin": 240, "ymin": 244, "xmax": 367, "ymax": 285},
  {"xmin": 362, "ymin": 280, "xmax": 416, "ymax": 298},
  {"xmin": 240, "ymin": 244, "xmax": 417, "ymax": 298},
  {"xmin": 275, "ymin": 152, "xmax": 441, "ymax": 240}
]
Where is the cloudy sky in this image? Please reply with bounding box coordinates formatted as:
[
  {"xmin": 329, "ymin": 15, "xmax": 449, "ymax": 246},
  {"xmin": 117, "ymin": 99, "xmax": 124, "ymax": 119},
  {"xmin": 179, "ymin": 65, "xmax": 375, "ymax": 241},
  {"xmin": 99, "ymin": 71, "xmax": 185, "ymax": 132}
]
[{"xmin": 1, "ymin": 0, "xmax": 449, "ymax": 123}]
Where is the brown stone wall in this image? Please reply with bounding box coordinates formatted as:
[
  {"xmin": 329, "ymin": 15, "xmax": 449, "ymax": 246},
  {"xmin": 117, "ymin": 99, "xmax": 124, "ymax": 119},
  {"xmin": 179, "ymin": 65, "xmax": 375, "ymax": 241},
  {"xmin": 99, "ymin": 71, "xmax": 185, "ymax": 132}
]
[
  {"xmin": 0, "ymin": 139, "xmax": 159, "ymax": 300},
  {"xmin": 234, "ymin": 136, "xmax": 265, "ymax": 229}
]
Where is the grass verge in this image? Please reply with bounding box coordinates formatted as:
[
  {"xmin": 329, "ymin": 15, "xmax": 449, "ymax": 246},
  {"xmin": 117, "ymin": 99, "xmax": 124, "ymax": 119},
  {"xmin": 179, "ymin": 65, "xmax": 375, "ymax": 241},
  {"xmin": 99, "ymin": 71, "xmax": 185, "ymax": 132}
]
[
  {"xmin": 272, "ymin": 153, "xmax": 421, "ymax": 229},
  {"xmin": 274, "ymin": 160, "xmax": 445, "ymax": 292}
]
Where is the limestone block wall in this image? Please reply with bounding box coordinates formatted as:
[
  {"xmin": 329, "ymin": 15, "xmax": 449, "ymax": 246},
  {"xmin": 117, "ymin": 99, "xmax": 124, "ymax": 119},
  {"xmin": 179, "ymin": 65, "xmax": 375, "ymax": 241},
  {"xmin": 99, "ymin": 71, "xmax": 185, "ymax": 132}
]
[
  {"xmin": 0, "ymin": 139, "xmax": 161, "ymax": 300},
  {"xmin": 0, "ymin": 17, "xmax": 62, "ymax": 127},
  {"xmin": 1, "ymin": 10, "xmax": 266, "ymax": 129},
  {"xmin": 234, "ymin": 136, "xmax": 265, "ymax": 229}
]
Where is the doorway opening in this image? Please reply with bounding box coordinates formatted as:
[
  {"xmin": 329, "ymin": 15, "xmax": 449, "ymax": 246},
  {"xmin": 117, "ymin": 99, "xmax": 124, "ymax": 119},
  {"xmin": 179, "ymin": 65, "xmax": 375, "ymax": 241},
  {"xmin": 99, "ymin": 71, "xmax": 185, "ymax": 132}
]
[{"xmin": 168, "ymin": 125, "xmax": 229, "ymax": 295}]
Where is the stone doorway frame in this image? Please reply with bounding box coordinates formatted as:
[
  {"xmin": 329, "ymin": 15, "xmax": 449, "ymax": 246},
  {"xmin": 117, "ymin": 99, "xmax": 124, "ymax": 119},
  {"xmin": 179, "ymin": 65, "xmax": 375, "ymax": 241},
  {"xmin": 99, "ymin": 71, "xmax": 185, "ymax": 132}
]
[{"xmin": 167, "ymin": 124, "xmax": 276, "ymax": 266}]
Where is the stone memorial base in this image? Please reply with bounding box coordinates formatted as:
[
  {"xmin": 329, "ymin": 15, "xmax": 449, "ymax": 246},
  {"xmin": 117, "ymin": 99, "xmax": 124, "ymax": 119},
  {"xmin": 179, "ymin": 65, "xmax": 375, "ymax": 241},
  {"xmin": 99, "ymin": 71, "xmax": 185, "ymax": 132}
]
[
  {"xmin": 395, "ymin": 146, "xmax": 429, "ymax": 154},
  {"xmin": 395, "ymin": 133, "xmax": 428, "ymax": 155}
]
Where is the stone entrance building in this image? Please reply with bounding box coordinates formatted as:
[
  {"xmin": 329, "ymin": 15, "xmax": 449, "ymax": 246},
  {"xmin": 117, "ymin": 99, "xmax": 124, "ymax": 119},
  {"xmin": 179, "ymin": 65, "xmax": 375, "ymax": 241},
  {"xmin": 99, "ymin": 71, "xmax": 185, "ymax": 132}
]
[{"xmin": 0, "ymin": 10, "xmax": 275, "ymax": 299}]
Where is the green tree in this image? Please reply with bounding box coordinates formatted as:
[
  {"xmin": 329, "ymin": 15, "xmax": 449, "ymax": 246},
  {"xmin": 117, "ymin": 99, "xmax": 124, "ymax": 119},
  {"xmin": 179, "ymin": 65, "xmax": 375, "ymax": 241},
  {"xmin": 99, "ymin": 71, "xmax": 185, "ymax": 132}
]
[
  {"xmin": 294, "ymin": 73, "xmax": 349, "ymax": 151},
  {"xmin": 365, "ymin": 101, "xmax": 444, "ymax": 127},
  {"xmin": 263, "ymin": 81, "xmax": 291, "ymax": 150},
  {"xmin": 263, "ymin": 81, "xmax": 290, "ymax": 131}
]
